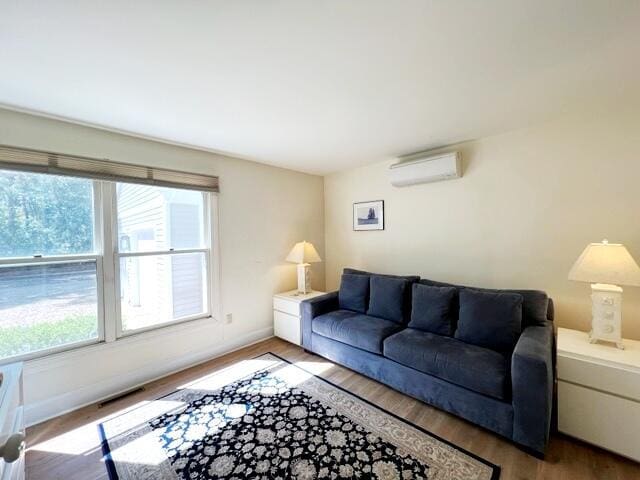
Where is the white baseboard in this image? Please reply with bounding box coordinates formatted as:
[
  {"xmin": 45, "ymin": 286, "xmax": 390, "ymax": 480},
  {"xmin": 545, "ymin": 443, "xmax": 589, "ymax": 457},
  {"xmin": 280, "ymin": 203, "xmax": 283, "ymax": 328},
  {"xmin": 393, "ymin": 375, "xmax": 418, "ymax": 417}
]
[{"xmin": 25, "ymin": 327, "xmax": 273, "ymax": 427}]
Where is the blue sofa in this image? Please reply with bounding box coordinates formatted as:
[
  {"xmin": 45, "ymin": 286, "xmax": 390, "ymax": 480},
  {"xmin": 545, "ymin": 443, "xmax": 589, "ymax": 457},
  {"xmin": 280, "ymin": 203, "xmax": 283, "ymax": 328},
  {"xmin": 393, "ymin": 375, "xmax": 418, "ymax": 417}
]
[{"xmin": 301, "ymin": 268, "xmax": 555, "ymax": 456}]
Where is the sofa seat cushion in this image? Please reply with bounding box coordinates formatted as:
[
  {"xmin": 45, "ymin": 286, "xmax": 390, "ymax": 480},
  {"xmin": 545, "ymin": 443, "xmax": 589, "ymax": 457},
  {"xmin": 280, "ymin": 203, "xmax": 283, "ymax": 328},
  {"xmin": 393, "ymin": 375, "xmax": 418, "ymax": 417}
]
[
  {"xmin": 383, "ymin": 328, "xmax": 510, "ymax": 400},
  {"xmin": 312, "ymin": 310, "xmax": 402, "ymax": 354}
]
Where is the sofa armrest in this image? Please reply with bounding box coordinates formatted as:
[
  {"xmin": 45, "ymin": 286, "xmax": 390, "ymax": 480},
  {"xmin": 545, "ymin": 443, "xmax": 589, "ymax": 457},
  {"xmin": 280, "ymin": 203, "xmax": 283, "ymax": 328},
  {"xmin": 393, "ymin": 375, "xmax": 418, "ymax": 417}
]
[
  {"xmin": 301, "ymin": 291, "xmax": 339, "ymax": 350},
  {"xmin": 511, "ymin": 321, "xmax": 554, "ymax": 455}
]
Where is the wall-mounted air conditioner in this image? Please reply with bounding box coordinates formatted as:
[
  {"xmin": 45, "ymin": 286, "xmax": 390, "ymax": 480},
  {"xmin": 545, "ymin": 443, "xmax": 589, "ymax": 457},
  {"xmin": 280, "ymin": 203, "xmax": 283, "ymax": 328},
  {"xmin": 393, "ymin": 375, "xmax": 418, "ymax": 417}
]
[{"xmin": 389, "ymin": 151, "xmax": 462, "ymax": 187}]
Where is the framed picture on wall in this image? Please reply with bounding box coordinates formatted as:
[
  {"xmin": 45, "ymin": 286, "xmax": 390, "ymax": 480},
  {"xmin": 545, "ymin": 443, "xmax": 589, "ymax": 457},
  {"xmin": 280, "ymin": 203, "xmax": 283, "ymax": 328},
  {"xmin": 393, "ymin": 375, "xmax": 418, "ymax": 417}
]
[{"xmin": 353, "ymin": 200, "xmax": 384, "ymax": 231}]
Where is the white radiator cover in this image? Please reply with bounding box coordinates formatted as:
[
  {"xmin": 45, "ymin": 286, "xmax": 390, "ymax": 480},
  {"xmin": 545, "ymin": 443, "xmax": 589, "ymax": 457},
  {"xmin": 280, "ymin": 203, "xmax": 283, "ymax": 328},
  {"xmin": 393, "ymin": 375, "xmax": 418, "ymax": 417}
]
[{"xmin": 389, "ymin": 151, "xmax": 461, "ymax": 187}]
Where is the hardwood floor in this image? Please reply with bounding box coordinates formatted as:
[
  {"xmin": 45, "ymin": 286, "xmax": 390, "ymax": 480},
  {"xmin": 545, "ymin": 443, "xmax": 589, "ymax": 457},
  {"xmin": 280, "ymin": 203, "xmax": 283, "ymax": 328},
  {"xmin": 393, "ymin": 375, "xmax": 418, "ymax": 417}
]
[{"xmin": 26, "ymin": 337, "xmax": 640, "ymax": 479}]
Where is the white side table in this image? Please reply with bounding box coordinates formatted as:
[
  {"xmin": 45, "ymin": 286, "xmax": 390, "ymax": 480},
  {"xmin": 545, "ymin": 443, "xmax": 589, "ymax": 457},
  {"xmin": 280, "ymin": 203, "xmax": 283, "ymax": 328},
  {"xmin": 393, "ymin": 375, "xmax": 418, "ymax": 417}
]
[
  {"xmin": 273, "ymin": 290, "xmax": 326, "ymax": 346},
  {"xmin": 557, "ymin": 327, "xmax": 640, "ymax": 461}
]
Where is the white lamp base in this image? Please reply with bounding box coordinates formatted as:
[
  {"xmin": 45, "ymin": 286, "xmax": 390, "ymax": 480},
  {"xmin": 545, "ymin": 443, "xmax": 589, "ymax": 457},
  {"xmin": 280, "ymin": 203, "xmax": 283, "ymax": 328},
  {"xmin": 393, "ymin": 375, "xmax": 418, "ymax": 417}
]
[
  {"xmin": 589, "ymin": 283, "xmax": 624, "ymax": 349},
  {"xmin": 296, "ymin": 263, "xmax": 312, "ymax": 294}
]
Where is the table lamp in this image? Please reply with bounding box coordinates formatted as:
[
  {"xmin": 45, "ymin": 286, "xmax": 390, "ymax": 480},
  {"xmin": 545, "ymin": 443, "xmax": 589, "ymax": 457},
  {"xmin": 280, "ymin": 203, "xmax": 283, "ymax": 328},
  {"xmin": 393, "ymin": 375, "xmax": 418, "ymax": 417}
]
[
  {"xmin": 568, "ymin": 239, "xmax": 640, "ymax": 349},
  {"xmin": 286, "ymin": 241, "xmax": 322, "ymax": 294}
]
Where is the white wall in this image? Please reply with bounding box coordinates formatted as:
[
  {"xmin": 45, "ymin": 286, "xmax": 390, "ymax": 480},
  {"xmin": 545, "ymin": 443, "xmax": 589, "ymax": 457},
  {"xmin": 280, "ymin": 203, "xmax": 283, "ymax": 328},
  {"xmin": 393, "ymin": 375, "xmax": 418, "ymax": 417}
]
[
  {"xmin": 0, "ymin": 108, "xmax": 325, "ymax": 425},
  {"xmin": 324, "ymin": 107, "xmax": 640, "ymax": 340}
]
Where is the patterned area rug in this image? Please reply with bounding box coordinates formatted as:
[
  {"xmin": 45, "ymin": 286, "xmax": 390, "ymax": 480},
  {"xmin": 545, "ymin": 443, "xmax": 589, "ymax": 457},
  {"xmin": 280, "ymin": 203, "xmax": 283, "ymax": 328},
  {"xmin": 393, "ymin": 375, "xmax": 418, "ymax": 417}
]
[{"xmin": 100, "ymin": 353, "xmax": 500, "ymax": 479}]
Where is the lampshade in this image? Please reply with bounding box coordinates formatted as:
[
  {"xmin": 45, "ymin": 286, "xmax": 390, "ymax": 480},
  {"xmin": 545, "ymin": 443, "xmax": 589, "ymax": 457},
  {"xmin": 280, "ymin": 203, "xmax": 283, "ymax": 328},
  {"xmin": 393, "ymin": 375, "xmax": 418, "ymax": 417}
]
[
  {"xmin": 286, "ymin": 241, "xmax": 322, "ymax": 264},
  {"xmin": 568, "ymin": 240, "xmax": 640, "ymax": 286}
]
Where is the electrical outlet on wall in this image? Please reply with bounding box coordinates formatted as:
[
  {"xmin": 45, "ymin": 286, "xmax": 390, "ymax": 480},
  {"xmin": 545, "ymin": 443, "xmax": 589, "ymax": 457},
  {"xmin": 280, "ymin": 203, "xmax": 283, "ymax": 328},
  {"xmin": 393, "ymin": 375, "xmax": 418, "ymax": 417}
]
[{"xmin": 225, "ymin": 313, "xmax": 233, "ymax": 324}]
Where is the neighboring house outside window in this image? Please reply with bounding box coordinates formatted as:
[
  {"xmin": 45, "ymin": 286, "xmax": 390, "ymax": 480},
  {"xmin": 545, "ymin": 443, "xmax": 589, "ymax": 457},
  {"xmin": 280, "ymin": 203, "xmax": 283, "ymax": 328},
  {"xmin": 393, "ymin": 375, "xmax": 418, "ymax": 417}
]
[{"xmin": 116, "ymin": 183, "xmax": 210, "ymax": 334}]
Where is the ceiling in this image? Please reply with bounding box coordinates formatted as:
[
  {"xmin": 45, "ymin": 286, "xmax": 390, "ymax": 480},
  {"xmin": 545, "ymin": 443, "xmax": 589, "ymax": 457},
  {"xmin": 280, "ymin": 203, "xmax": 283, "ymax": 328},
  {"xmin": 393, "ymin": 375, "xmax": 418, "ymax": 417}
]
[{"xmin": 1, "ymin": 1, "xmax": 639, "ymax": 175}]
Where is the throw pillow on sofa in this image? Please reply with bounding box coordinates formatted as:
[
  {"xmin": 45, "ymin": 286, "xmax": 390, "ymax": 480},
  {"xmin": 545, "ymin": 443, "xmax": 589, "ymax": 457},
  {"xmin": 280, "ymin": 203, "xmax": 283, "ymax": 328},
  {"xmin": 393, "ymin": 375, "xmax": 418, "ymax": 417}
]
[
  {"xmin": 367, "ymin": 275, "xmax": 410, "ymax": 324},
  {"xmin": 338, "ymin": 273, "xmax": 370, "ymax": 313},
  {"xmin": 408, "ymin": 283, "xmax": 457, "ymax": 336},
  {"xmin": 344, "ymin": 268, "xmax": 419, "ymax": 323},
  {"xmin": 455, "ymin": 289, "xmax": 523, "ymax": 352}
]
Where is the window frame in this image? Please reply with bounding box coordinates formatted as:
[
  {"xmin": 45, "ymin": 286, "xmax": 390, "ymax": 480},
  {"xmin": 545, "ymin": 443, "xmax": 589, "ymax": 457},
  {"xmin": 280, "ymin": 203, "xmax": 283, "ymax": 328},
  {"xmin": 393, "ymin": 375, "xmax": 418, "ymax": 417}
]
[{"xmin": 0, "ymin": 172, "xmax": 219, "ymax": 365}]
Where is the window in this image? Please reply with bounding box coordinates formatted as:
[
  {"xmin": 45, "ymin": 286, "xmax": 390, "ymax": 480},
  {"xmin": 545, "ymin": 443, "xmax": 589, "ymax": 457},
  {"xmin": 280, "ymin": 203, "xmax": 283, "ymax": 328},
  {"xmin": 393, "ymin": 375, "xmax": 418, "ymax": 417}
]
[
  {"xmin": 0, "ymin": 168, "xmax": 216, "ymax": 363},
  {"xmin": 115, "ymin": 183, "xmax": 210, "ymax": 333},
  {"xmin": 0, "ymin": 171, "xmax": 101, "ymax": 359}
]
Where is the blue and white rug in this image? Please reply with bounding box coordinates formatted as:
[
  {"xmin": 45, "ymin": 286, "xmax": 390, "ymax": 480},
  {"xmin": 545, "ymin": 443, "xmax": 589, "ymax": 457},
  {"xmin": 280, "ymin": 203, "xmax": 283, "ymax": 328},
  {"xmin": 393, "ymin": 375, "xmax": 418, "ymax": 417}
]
[{"xmin": 100, "ymin": 353, "xmax": 499, "ymax": 479}]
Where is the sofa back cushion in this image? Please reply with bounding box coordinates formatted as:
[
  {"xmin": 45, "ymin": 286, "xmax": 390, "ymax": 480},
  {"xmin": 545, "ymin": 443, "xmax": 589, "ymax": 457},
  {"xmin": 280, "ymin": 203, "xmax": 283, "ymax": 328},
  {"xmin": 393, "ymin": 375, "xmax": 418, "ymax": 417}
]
[
  {"xmin": 338, "ymin": 274, "xmax": 370, "ymax": 313},
  {"xmin": 408, "ymin": 284, "xmax": 457, "ymax": 335},
  {"xmin": 367, "ymin": 276, "xmax": 410, "ymax": 324},
  {"xmin": 344, "ymin": 268, "xmax": 419, "ymax": 323},
  {"xmin": 455, "ymin": 289, "xmax": 523, "ymax": 352},
  {"xmin": 419, "ymin": 278, "xmax": 550, "ymax": 328}
]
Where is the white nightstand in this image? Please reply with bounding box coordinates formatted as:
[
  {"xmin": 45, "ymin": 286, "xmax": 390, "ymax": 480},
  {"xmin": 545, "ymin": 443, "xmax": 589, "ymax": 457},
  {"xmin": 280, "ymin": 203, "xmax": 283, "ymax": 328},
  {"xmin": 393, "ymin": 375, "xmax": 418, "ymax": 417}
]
[
  {"xmin": 557, "ymin": 327, "xmax": 640, "ymax": 461},
  {"xmin": 273, "ymin": 290, "xmax": 326, "ymax": 346}
]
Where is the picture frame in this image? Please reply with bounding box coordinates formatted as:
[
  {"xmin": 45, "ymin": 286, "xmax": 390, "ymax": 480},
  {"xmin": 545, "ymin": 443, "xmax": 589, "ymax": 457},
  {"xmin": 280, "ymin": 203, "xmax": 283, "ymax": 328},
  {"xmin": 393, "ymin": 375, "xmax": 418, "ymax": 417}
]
[{"xmin": 353, "ymin": 200, "xmax": 384, "ymax": 231}]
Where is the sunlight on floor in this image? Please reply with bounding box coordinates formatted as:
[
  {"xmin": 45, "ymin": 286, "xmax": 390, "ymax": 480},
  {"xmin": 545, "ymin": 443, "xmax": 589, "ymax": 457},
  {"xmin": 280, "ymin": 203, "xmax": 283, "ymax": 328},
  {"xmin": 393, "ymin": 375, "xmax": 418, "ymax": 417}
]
[
  {"xmin": 109, "ymin": 430, "xmax": 168, "ymax": 467},
  {"xmin": 293, "ymin": 360, "xmax": 334, "ymax": 376},
  {"xmin": 167, "ymin": 403, "xmax": 255, "ymax": 451},
  {"xmin": 28, "ymin": 421, "xmax": 104, "ymax": 456},
  {"xmin": 177, "ymin": 356, "xmax": 335, "ymax": 393},
  {"xmin": 102, "ymin": 357, "xmax": 335, "ymax": 467},
  {"xmin": 108, "ymin": 404, "xmax": 256, "ymax": 467},
  {"xmin": 177, "ymin": 358, "xmax": 282, "ymax": 391},
  {"xmin": 29, "ymin": 399, "xmax": 186, "ymax": 456},
  {"xmin": 273, "ymin": 361, "xmax": 334, "ymax": 387},
  {"xmin": 28, "ymin": 354, "xmax": 335, "ymax": 459}
]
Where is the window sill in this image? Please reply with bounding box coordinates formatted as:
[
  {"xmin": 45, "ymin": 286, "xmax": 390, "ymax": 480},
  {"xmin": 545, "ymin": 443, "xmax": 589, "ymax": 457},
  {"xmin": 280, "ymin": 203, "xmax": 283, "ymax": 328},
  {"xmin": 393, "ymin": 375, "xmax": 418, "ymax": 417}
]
[
  {"xmin": 24, "ymin": 314, "xmax": 220, "ymax": 373},
  {"xmin": 118, "ymin": 313, "xmax": 213, "ymax": 339},
  {"xmin": 0, "ymin": 337, "xmax": 103, "ymax": 367}
]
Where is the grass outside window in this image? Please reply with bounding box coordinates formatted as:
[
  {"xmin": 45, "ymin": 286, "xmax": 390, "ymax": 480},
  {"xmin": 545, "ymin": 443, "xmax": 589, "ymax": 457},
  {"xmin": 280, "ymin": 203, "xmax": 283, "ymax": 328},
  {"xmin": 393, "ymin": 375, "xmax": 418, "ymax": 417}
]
[{"xmin": 0, "ymin": 315, "xmax": 98, "ymax": 359}]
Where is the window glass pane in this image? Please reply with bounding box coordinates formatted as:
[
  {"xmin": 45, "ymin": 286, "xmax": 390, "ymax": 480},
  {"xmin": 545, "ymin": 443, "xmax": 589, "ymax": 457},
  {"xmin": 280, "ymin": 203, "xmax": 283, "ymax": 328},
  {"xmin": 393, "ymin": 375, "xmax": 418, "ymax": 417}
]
[
  {"xmin": 0, "ymin": 170, "xmax": 95, "ymax": 258},
  {"xmin": 116, "ymin": 183, "xmax": 205, "ymax": 253},
  {"xmin": 0, "ymin": 261, "xmax": 99, "ymax": 359},
  {"xmin": 120, "ymin": 252, "xmax": 207, "ymax": 331}
]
